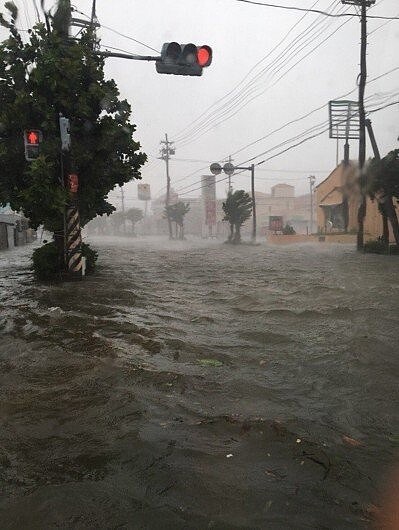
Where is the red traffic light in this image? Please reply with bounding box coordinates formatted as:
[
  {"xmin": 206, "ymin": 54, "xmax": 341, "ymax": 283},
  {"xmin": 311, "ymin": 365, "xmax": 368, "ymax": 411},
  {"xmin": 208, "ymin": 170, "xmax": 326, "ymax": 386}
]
[
  {"xmin": 197, "ymin": 46, "xmax": 212, "ymax": 67},
  {"xmin": 26, "ymin": 130, "xmax": 40, "ymax": 145}
]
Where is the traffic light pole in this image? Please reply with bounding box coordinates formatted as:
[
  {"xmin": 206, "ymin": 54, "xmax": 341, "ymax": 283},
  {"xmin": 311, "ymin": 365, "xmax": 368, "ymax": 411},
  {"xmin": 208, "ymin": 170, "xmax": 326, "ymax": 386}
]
[{"xmin": 235, "ymin": 164, "xmax": 257, "ymax": 242}]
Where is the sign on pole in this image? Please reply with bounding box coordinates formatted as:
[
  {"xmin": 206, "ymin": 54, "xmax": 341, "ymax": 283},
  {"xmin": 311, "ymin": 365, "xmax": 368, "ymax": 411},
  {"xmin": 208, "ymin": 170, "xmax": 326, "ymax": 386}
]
[
  {"xmin": 201, "ymin": 175, "xmax": 216, "ymax": 227},
  {"xmin": 138, "ymin": 183, "xmax": 151, "ymax": 201}
]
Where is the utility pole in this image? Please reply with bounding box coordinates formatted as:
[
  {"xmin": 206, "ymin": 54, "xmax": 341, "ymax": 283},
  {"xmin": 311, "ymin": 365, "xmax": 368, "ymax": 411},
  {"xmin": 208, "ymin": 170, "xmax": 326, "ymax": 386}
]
[
  {"xmin": 308, "ymin": 175, "xmax": 316, "ymax": 235},
  {"xmin": 160, "ymin": 134, "xmax": 175, "ymax": 239},
  {"xmin": 60, "ymin": 115, "xmax": 83, "ymax": 278},
  {"xmin": 228, "ymin": 155, "xmax": 233, "ymax": 193},
  {"xmin": 342, "ymin": 0, "xmax": 375, "ymax": 249},
  {"xmin": 121, "ymin": 186, "xmax": 126, "ymax": 234},
  {"xmin": 250, "ymin": 164, "xmax": 256, "ymax": 242},
  {"xmin": 90, "ymin": 0, "xmax": 97, "ymax": 25}
]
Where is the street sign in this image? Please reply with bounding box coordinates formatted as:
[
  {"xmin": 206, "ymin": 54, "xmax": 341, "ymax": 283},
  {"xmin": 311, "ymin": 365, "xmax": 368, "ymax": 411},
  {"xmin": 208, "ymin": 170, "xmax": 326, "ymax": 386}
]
[
  {"xmin": 67, "ymin": 174, "xmax": 79, "ymax": 193},
  {"xmin": 210, "ymin": 163, "xmax": 222, "ymax": 175},
  {"xmin": 138, "ymin": 183, "xmax": 151, "ymax": 201},
  {"xmin": 205, "ymin": 199, "xmax": 216, "ymax": 226},
  {"xmin": 223, "ymin": 162, "xmax": 235, "ymax": 175}
]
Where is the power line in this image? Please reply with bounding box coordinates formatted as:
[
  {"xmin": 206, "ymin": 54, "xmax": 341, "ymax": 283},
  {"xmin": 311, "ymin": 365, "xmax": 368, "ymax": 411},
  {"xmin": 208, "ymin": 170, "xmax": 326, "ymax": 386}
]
[
  {"xmin": 174, "ymin": 3, "xmax": 354, "ymax": 150},
  {"xmin": 161, "ymin": 67, "xmax": 398, "ymax": 197},
  {"xmin": 233, "ymin": 0, "xmax": 399, "ymax": 19},
  {"xmin": 175, "ymin": 98, "xmax": 398, "ymax": 197},
  {"xmin": 71, "ymin": 7, "xmax": 161, "ymax": 54},
  {"xmin": 170, "ymin": 0, "xmax": 328, "ymax": 143},
  {"xmin": 176, "ymin": 10, "xmax": 353, "ymax": 150},
  {"xmin": 172, "ymin": 0, "xmax": 343, "ymax": 146}
]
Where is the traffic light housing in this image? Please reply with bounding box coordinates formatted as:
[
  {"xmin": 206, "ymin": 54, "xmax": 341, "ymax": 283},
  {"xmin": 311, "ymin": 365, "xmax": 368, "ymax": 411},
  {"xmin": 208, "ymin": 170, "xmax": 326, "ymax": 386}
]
[
  {"xmin": 23, "ymin": 129, "xmax": 42, "ymax": 161},
  {"xmin": 156, "ymin": 42, "xmax": 212, "ymax": 76}
]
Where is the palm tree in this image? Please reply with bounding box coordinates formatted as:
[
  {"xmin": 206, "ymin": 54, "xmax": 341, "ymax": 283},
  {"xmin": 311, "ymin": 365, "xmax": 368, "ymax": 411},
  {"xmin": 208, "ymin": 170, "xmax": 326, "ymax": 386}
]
[
  {"xmin": 367, "ymin": 149, "xmax": 399, "ymax": 246},
  {"xmin": 222, "ymin": 190, "xmax": 253, "ymax": 244},
  {"xmin": 164, "ymin": 202, "xmax": 190, "ymax": 240}
]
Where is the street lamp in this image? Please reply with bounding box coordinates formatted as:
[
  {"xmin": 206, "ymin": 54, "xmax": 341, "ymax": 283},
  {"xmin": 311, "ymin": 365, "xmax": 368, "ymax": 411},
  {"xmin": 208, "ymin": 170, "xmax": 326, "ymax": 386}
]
[{"xmin": 210, "ymin": 161, "xmax": 257, "ymax": 242}]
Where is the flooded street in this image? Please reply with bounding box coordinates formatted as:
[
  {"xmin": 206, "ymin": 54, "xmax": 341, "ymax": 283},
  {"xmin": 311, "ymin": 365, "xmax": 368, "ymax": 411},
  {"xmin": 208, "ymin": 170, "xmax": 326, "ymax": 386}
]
[{"xmin": 0, "ymin": 238, "xmax": 398, "ymax": 529}]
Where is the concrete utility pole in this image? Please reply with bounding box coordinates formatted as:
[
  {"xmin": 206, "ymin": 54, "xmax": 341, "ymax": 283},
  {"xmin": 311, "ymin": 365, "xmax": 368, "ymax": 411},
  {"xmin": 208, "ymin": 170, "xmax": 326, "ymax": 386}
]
[
  {"xmin": 250, "ymin": 164, "xmax": 256, "ymax": 242},
  {"xmin": 308, "ymin": 175, "xmax": 316, "ymax": 235},
  {"xmin": 342, "ymin": 0, "xmax": 375, "ymax": 250},
  {"xmin": 120, "ymin": 186, "xmax": 126, "ymax": 234},
  {"xmin": 160, "ymin": 134, "xmax": 175, "ymax": 239},
  {"xmin": 228, "ymin": 155, "xmax": 233, "ymax": 193}
]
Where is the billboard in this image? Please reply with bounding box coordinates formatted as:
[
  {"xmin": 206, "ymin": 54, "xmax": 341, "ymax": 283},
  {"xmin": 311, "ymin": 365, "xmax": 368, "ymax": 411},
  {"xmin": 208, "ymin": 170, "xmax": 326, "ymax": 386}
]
[
  {"xmin": 138, "ymin": 183, "xmax": 151, "ymax": 201},
  {"xmin": 201, "ymin": 175, "xmax": 216, "ymax": 226}
]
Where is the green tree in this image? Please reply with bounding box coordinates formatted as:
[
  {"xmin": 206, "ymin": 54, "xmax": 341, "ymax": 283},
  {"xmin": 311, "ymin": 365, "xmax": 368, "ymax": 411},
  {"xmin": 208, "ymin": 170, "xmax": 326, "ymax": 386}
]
[
  {"xmin": 367, "ymin": 149, "xmax": 399, "ymax": 246},
  {"xmin": 0, "ymin": 1, "xmax": 146, "ymax": 265},
  {"xmin": 164, "ymin": 201, "xmax": 190, "ymax": 240},
  {"xmin": 222, "ymin": 190, "xmax": 253, "ymax": 244},
  {"xmin": 110, "ymin": 211, "xmax": 126, "ymax": 234},
  {"xmin": 125, "ymin": 207, "xmax": 143, "ymax": 236}
]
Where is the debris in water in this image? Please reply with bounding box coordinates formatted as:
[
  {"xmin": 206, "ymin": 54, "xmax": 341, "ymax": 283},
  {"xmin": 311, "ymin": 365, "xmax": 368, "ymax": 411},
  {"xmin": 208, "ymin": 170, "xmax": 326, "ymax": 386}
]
[
  {"xmin": 342, "ymin": 435, "xmax": 364, "ymax": 447},
  {"xmin": 198, "ymin": 359, "xmax": 223, "ymax": 367}
]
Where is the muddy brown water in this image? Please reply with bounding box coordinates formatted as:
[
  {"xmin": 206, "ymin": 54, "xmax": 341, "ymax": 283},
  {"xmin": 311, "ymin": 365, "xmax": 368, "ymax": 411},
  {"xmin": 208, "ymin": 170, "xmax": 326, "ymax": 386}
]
[{"xmin": 0, "ymin": 237, "xmax": 398, "ymax": 529}]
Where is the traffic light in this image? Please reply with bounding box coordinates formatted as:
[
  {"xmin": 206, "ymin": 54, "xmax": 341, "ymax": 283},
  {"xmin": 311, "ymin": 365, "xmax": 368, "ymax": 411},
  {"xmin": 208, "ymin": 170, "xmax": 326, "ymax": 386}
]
[
  {"xmin": 156, "ymin": 42, "xmax": 212, "ymax": 76},
  {"xmin": 24, "ymin": 129, "xmax": 42, "ymax": 161}
]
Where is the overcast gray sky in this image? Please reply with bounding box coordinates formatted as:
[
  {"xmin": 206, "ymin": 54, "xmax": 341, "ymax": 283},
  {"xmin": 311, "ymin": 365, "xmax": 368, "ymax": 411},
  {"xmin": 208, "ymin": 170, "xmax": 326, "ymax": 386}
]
[{"xmin": 2, "ymin": 0, "xmax": 398, "ymax": 209}]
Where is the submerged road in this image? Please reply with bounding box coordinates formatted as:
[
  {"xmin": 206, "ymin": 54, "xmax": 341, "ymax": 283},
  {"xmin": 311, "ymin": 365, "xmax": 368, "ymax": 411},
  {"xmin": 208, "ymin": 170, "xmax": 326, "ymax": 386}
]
[{"xmin": 0, "ymin": 237, "xmax": 398, "ymax": 529}]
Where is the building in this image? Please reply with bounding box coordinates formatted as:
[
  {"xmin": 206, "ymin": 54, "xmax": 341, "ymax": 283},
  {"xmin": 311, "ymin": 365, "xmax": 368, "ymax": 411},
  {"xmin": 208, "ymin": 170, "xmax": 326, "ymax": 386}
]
[
  {"xmin": 0, "ymin": 206, "xmax": 36, "ymax": 250},
  {"xmin": 315, "ymin": 162, "xmax": 393, "ymax": 241}
]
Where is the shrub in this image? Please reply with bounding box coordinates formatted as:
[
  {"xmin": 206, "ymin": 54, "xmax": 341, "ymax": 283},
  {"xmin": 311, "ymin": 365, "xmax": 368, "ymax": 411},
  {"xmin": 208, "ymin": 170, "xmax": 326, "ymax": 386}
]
[
  {"xmin": 282, "ymin": 224, "xmax": 296, "ymax": 235},
  {"xmin": 31, "ymin": 241, "xmax": 63, "ymax": 280},
  {"xmin": 364, "ymin": 240, "xmax": 389, "ymax": 254},
  {"xmin": 31, "ymin": 241, "xmax": 98, "ymax": 280}
]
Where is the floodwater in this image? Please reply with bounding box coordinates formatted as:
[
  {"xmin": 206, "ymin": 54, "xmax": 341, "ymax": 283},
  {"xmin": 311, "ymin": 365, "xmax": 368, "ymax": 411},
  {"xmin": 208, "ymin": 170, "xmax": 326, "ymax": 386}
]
[{"xmin": 0, "ymin": 237, "xmax": 398, "ymax": 529}]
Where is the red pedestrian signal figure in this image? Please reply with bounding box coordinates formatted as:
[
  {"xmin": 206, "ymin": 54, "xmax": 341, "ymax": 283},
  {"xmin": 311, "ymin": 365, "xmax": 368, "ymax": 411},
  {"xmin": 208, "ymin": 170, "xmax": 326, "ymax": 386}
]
[
  {"xmin": 156, "ymin": 42, "xmax": 213, "ymax": 76},
  {"xmin": 23, "ymin": 129, "xmax": 42, "ymax": 161},
  {"xmin": 27, "ymin": 131, "xmax": 39, "ymax": 144}
]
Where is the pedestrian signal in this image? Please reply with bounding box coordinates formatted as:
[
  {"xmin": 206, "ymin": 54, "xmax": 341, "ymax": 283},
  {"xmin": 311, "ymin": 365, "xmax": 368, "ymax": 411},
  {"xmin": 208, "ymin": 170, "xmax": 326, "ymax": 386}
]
[{"xmin": 24, "ymin": 129, "xmax": 42, "ymax": 161}]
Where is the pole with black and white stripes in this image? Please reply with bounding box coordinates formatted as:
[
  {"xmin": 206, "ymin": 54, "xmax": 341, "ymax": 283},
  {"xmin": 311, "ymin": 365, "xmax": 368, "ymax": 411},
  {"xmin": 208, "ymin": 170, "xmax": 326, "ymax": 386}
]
[{"xmin": 60, "ymin": 115, "xmax": 83, "ymax": 279}]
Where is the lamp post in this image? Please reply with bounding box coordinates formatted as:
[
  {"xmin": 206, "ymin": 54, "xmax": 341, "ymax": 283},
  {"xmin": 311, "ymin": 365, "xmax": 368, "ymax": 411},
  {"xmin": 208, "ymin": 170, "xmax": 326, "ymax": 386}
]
[{"xmin": 210, "ymin": 162, "xmax": 257, "ymax": 242}]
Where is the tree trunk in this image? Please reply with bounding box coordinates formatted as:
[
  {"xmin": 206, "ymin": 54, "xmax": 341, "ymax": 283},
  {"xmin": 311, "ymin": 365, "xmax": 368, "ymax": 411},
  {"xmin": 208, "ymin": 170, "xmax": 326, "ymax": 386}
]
[
  {"xmin": 234, "ymin": 223, "xmax": 241, "ymax": 244},
  {"xmin": 228, "ymin": 223, "xmax": 234, "ymax": 242}
]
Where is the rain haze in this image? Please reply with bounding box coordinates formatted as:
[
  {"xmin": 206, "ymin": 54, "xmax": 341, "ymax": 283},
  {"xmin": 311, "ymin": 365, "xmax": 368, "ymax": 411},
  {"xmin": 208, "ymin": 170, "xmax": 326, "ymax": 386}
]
[{"xmin": 0, "ymin": 0, "xmax": 399, "ymax": 528}]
